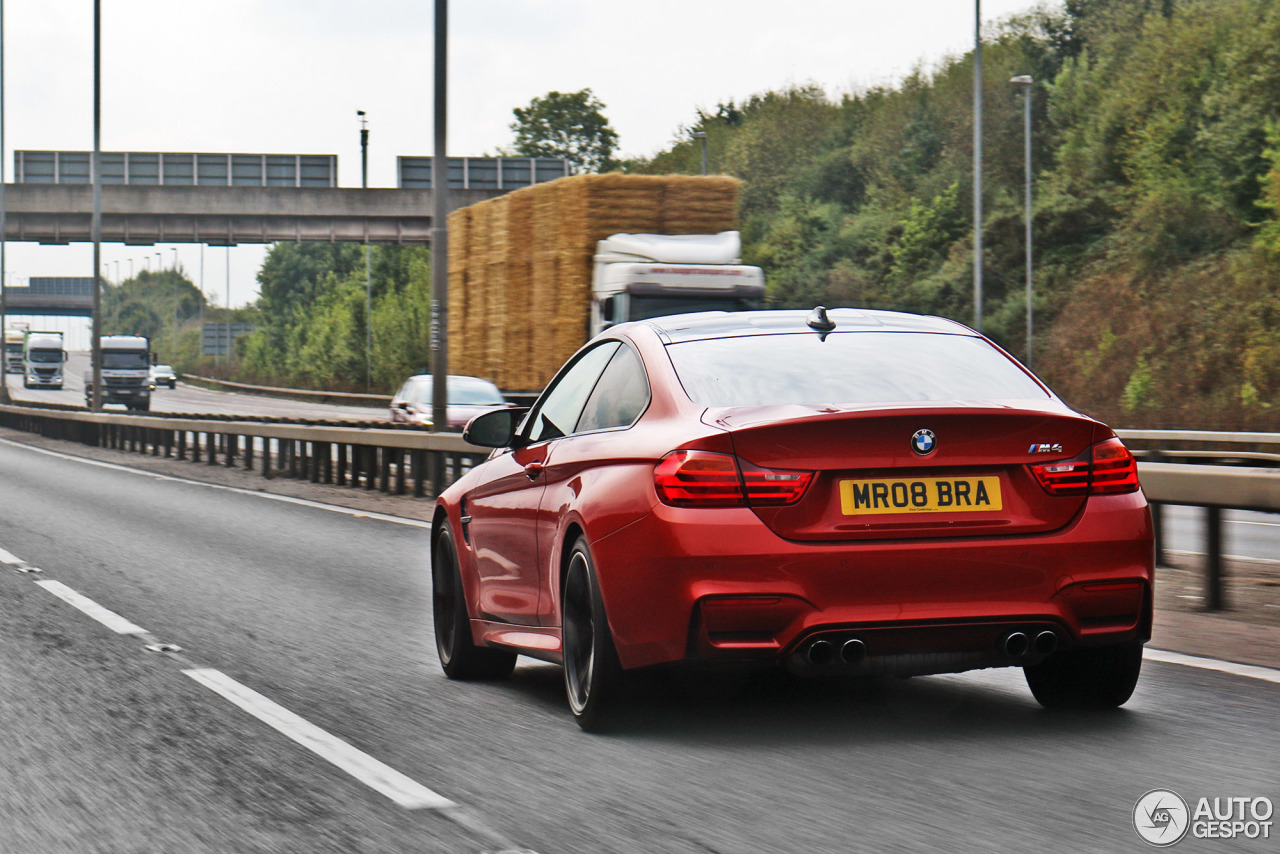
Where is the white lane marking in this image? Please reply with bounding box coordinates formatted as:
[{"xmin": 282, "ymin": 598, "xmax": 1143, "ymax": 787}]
[
  {"xmin": 0, "ymin": 546, "xmax": 24, "ymax": 565},
  {"xmin": 1163, "ymin": 548, "xmax": 1280, "ymax": 566},
  {"xmin": 1146, "ymin": 648, "xmax": 1280, "ymax": 685},
  {"xmin": 182, "ymin": 668, "xmax": 454, "ymax": 810},
  {"xmin": 1228, "ymin": 519, "xmax": 1280, "ymax": 529},
  {"xmin": 35, "ymin": 580, "xmax": 149, "ymax": 635},
  {"xmin": 0, "ymin": 437, "xmax": 430, "ymax": 530}
]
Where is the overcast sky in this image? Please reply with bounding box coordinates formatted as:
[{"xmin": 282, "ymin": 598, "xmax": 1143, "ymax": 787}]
[{"xmin": 3, "ymin": 0, "xmax": 1054, "ymax": 321}]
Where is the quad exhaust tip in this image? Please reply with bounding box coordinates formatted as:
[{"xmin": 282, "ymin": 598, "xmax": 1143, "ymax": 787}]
[
  {"xmin": 1034, "ymin": 630, "xmax": 1059, "ymax": 655},
  {"xmin": 1003, "ymin": 631, "xmax": 1029, "ymax": 657},
  {"xmin": 840, "ymin": 638, "xmax": 867, "ymax": 665},
  {"xmin": 804, "ymin": 637, "xmax": 868, "ymax": 666},
  {"xmin": 805, "ymin": 639, "xmax": 836, "ymax": 665}
]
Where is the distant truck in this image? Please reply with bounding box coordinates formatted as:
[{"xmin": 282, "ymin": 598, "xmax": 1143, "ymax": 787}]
[
  {"xmin": 22, "ymin": 331, "xmax": 67, "ymax": 389},
  {"xmin": 4, "ymin": 327, "xmax": 24, "ymax": 373},
  {"xmin": 447, "ymin": 173, "xmax": 764, "ymax": 391},
  {"xmin": 590, "ymin": 231, "xmax": 764, "ymax": 334},
  {"xmin": 84, "ymin": 335, "xmax": 151, "ymax": 411}
]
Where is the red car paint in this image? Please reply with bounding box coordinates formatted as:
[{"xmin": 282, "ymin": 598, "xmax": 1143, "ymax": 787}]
[{"xmin": 434, "ymin": 309, "xmax": 1153, "ymax": 693}]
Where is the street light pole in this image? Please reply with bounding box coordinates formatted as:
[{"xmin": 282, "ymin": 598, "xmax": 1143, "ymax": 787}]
[
  {"xmin": 692, "ymin": 131, "xmax": 707, "ymax": 175},
  {"xmin": 973, "ymin": 0, "xmax": 983, "ymax": 333},
  {"xmin": 429, "ymin": 0, "xmax": 450, "ymax": 442},
  {"xmin": 359, "ymin": 109, "xmax": 371, "ymax": 391},
  {"xmin": 170, "ymin": 247, "xmax": 178, "ymax": 360},
  {"xmin": 0, "ymin": 0, "xmax": 9, "ymax": 404},
  {"xmin": 90, "ymin": 0, "xmax": 102, "ymax": 410},
  {"xmin": 1011, "ymin": 75, "xmax": 1034, "ymax": 369}
]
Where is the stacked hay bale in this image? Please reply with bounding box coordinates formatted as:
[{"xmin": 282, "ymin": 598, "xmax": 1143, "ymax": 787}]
[{"xmin": 448, "ymin": 173, "xmax": 739, "ymax": 391}]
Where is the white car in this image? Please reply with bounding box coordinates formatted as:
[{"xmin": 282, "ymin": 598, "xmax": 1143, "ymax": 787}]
[
  {"xmin": 149, "ymin": 364, "xmax": 177, "ymax": 389},
  {"xmin": 390, "ymin": 374, "xmax": 511, "ymax": 429}
]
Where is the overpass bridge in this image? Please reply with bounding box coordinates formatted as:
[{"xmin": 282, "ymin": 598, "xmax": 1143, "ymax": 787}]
[
  {"xmin": 1, "ymin": 183, "xmax": 500, "ymax": 247},
  {"xmin": 2, "ymin": 151, "xmax": 571, "ymax": 246}
]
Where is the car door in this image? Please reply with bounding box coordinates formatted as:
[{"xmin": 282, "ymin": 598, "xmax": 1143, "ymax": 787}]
[
  {"xmin": 465, "ymin": 342, "xmax": 621, "ymax": 625},
  {"xmin": 534, "ymin": 342, "xmax": 653, "ymax": 625}
]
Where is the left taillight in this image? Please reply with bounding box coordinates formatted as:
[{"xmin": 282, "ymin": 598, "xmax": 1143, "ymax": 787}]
[
  {"xmin": 654, "ymin": 450, "xmax": 813, "ymax": 508},
  {"xmin": 1030, "ymin": 437, "xmax": 1140, "ymax": 496}
]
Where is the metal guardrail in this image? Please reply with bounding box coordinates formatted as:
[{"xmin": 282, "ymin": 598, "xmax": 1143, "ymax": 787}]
[
  {"xmin": 182, "ymin": 374, "xmax": 392, "ymax": 408},
  {"xmin": 1136, "ymin": 461, "xmax": 1280, "ymax": 612},
  {"xmin": 0, "ymin": 405, "xmax": 1274, "ymax": 610},
  {"xmin": 0, "ymin": 403, "xmax": 485, "ymax": 499}
]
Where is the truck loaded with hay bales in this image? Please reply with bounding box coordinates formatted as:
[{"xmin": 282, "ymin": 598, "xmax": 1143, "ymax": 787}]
[{"xmin": 447, "ymin": 173, "xmax": 764, "ymax": 392}]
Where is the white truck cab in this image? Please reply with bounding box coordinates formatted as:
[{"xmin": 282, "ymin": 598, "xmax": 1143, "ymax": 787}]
[
  {"xmin": 590, "ymin": 231, "xmax": 765, "ymax": 336},
  {"xmin": 22, "ymin": 331, "xmax": 67, "ymax": 389},
  {"xmin": 85, "ymin": 335, "xmax": 151, "ymax": 411}
]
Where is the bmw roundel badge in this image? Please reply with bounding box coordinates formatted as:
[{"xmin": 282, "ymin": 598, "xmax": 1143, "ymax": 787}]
[{"xmin": 911, "ymin": 428, "xmax": 936, "ymax": 456}]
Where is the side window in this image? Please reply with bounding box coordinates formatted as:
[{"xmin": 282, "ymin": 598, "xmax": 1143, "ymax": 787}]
[
  {"xmin": 526, "ymin": 343, "xmax": 620, "ymax": 444},
  {"xmin": 575, "ymin": 345, "xmax": 649, "ymax": 433}
]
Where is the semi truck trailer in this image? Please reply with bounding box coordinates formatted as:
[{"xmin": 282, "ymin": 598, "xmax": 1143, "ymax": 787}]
[{"xmin": 448, "ymin": 173, "xmax": 763, "ymax": 391}]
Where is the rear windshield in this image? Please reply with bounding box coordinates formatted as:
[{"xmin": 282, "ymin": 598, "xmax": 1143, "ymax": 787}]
[{"xmin": 666, "ymin": 331, "xmax": 1049, "ymax": 407}]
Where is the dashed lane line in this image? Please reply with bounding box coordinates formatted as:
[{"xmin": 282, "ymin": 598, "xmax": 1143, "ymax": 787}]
[
  {"xmin": 36, "ymin": 579, "xmax": 149, "ymax": 636},
  {"xmin": 8, "ymin": 551, "xmax": 536, "ymax": 851},
  {"xmin": 183, "ymin": 668, "xmax": 454, "ymax": 810}
]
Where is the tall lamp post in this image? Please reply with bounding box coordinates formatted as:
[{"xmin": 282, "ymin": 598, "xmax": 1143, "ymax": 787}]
[
  {"xmin": 692, "ymin": 131, "xmax": 707, "ymax": 175},
  {"xmin": 0, "ymin": 0, "xmax": 9, "ymax": 403},
  {"xmin": 1011, "ymin": 74, "xmax": 1034, "ymax": 369},
  {"xmin": 429, "ymin": 0, "xmax": 449, "ymax": 443},
  {"xmin": 358, "ymin": 109, "xmax": 371, "ymax": 391},
  {"xmin": 170, "ymin": 247, "xmax": 179, "ymax": 360},
  {"xmin": 973, "ymin": 0, "xmax": 984, "ymax": 333}
]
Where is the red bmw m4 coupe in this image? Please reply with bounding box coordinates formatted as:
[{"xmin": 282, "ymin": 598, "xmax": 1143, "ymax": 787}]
[{"xmin": 431, "ymin": 308, "xmax": 1153, "ymax": 729}]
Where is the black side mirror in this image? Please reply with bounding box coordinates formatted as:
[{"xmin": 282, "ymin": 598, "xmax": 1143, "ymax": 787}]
[{"xmin": 464, "ymin": 407, "xmax": 528, "ymax": 448}]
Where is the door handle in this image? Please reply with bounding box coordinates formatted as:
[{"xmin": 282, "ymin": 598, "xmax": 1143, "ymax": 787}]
[{"xmin": 523, "ymin": 462, "xmax": 545, "ymax": 480}]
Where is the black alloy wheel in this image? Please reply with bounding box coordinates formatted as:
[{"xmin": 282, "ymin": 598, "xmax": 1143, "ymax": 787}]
[
  {"xmin": 432, "ymin": 526, "xmax": 516, "ymax": 679},
  {"xmin": 562, "ymin": 537, "xmax": 622, "ymax": 731}
]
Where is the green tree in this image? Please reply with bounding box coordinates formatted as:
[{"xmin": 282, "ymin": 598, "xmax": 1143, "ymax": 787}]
[{"xmin": 509, "ymin": 89, "xmax": 619, "ymax": 173}]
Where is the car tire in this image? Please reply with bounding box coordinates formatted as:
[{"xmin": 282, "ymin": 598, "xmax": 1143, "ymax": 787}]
[
  {"xmin": 1024, "ymin": 640, "xmax": 1143, "ymax": 709},
  {"xmin": 561, "ymin": 537, "xmax": 623, "ymax": 732},
  {"xmin": 432, "ymin": 526, "xmax": 516, "ymax": 680}
]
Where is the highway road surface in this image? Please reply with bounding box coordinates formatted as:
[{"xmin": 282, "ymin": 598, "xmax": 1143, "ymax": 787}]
[
  {"xmin": 1, "ymin": 436, "xmax": 1277, "ymax": 853},
  {"xmin": 4, "ymin": 352, "xmax": 388, "ymax": 422}
]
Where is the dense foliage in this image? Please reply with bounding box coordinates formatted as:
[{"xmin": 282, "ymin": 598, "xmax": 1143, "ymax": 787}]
[
  {"xmin": 237, "ymin": 244, "xmax": 435, "ymax": 393},
  {"xmin": 102, "ymin": 269, "xmax": 210, "ymax": 368},
  {"xmin": 508, "ymin": 88, "xmax": 620, "ymax": 173},
  {"xmin": 226, "ymin": 0, "xmax": 1280, "ymax": 428},
  {"xmin": 630, "ymin": 0, "xmax": 1280, "ymax": 429}
]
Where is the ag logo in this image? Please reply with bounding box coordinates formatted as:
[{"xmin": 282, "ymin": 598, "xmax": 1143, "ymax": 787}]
[
  {"xmin": 1134, "ymin": 789, "xmax": 1190, "ymax": 846},
  {"xmin": 910, "ymin": 429, "xmax": 936, "ymax": 456}
]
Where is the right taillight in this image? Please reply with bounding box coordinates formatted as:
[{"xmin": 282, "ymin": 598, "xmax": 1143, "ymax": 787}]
[
  {"xmin": 654, "ymin": 450, "xmax": 813, "ymax": 508},
  {"xmin": 1030, "ymin": 437, "xmax": 1139, "ymax": 496}
]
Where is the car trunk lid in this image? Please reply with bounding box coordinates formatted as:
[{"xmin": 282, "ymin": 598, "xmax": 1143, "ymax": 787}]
[{"xmin": 709, "ymin": 403, "xmax": 1103, "ymax": 542}]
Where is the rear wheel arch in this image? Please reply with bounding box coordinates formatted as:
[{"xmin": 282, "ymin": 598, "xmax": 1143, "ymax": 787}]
[{"xmin": 557, "ymin": 522, "xmax": 587, "ymax": 607}]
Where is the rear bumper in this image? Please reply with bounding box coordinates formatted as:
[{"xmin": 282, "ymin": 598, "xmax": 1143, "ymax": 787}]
[
  {"xmin": 591, "ymin": 492, "xmax": 1154, "ymax": 671},
  {"xmin": 100, "ymin": 388, "xmax": 150, "ymax": 402}
]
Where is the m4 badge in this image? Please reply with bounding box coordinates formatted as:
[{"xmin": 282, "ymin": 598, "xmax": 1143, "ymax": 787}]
[{"xmin": 1029, "ymin": 442, "xmax": 1064, "ymax": 454}]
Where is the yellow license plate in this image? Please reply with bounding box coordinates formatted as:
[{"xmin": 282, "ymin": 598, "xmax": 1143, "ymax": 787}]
[{"xmin": 839, "ymin": 476, "xmax": 1003, "ymax": 516}]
